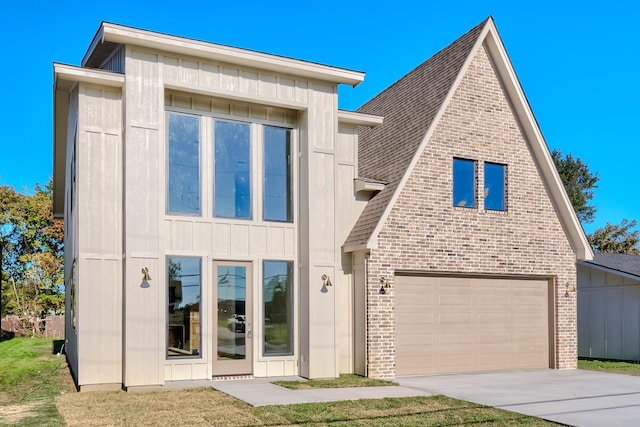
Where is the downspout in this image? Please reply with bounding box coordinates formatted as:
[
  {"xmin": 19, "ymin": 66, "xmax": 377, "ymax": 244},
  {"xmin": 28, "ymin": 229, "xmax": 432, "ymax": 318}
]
[{"xmin": 364, "ymin": 250, "xmax": 370, "ymax": 377}]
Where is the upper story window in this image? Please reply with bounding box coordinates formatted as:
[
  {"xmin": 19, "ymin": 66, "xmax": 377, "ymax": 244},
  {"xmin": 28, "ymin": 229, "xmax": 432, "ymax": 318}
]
[
  {"xmin": 167, "ymin": 113, "xmax": 200, "ymax": 215},
  {"xmin": 453, "ymin": 158, "xmax": 477, "ymax": 208},
  {"xmin": 484, "ymin": 162, "xmax": 506, "ymax": 211},
  {"xmin": 263, "ymin": 126, "xmax": 292, "ymax": 222},
  {"xmin": 214, "ymin": 121, "xmax": 251, "ymax": 219},
  {"xmin": 166, "ymin": 95, "xmax": 295, "ymax": 223}
]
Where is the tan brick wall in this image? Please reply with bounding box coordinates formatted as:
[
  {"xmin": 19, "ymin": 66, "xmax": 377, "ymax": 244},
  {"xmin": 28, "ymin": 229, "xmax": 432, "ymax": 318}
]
[{"xmin": 365, "ymin": 44, "xmax": 577, "ymax": 378}]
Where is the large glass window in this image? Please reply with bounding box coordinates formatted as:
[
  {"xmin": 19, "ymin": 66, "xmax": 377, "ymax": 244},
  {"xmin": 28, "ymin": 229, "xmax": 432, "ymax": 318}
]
[
  {"xmin": 453, "ymin": 158, "xmax": 476, "ymax": 208},
  {"xmin": 263, "ymin": 261, "xmax": 293, "ymax": 356},
  {"xmin": 214, "ymin": 121, "xmax": 251, "ymax": 219},
  {"xmin": 167, "ymin": 113, "xmax": 200, "ymax": 215},
  {"xmin": 484, "ymin": 162, "xmax": 506, "ymax": 211},
  {"xmin": 263, "ymin": 126, "xmax": 292, "ymax": 222},
  {"xmin": 167, "ymin": 257, "xmax": 201, "ymax": 358}
]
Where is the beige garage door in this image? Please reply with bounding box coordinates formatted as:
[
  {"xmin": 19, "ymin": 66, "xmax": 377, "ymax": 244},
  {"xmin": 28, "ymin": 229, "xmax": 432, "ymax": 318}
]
[{"xmin": 395, "ymin": 275, "xmax": 550, "ymax": 375}]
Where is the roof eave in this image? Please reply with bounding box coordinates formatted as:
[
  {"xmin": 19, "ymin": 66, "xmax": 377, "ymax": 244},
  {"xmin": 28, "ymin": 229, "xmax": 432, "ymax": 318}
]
[
  {"xmin": 338, "ymin": 110, "xmax": 384, "ymax": 127},
  {"xmin": 84, "ymin": 22, "xmax": 365, "ymax": 86},
  {"xmin": 53, "ymin": 64, "xmax": 125, "ymax": 217}
]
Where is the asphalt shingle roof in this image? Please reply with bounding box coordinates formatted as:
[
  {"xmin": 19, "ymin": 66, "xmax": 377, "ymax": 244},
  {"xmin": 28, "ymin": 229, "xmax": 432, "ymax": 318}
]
[
  {"xmin": 344, "ymin": 18, "xmax": 489, "ymax": 248},
  {"xmin": 582, "ymin": 253, "xmax": 640, "ymax": 279}
]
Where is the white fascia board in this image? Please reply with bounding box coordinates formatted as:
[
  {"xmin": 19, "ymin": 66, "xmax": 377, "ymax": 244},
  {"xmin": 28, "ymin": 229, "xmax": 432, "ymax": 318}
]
[
  {"xmin": 482, "ymin": 22, "xmax": 593, "ymax": 261},
  {"xmin": 93, "ymin": 23, "xmax": 365, "ymax": 86},
  {"xmin": 54, "ymin": 63, "xmax": 125, "ymax": 88},
  {"xmin": 338, "ymin": 110, "xmax": 384, "ymax": 127},
  {"xmin": 343, "ymin": 243, "xmax": 368, "ymax": 253}
]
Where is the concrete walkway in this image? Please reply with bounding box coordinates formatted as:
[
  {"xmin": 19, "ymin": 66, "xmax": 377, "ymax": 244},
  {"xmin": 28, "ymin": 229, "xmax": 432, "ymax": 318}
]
[
  {"xmin": 211, "ymin": 376, "xmax": 431, "ymax": 406},
  {"xmin": 206, "ymin": 370, "xmax": 640, "ymax": 426}
]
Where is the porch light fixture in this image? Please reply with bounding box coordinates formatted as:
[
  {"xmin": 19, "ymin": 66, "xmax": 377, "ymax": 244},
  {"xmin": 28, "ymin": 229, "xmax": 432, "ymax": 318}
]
[
  {"xmin": 321, "ymin": 274, "xmax": 332, "ymax": 293},
  {"xmin": 141, "ymin": 267, "xmax": 151, "ymax": 281},
  {"xmin": 379, "ymin": 276, "xmax": 389, "ymax": 295}
]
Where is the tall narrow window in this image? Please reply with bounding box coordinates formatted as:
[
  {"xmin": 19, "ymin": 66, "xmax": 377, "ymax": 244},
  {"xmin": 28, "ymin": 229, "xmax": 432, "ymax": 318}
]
[
  {"xmin": 453, "ymin": 158, "xmax": 476, "ymax": 208},
  {"xmin": 263, "ymin": 126, "xmax": 292, "ymax": 222},
  {"xmin": 484, "ymin": 162, "xmax": 506, "ymax": 211},
  {"xmin": 167, "ymin": 113, "xmax": 200, "ymax": 215},
  {"xmin": 263, "ymin": 261, "xmax": 293, "ymax": 356},
  {"xmin": 167, "ymin": 257, "xmax": 201, "ymax": 358},
  {"xmin": 214, "ymin": 121, "xmax": 251, "ymax": 219}
]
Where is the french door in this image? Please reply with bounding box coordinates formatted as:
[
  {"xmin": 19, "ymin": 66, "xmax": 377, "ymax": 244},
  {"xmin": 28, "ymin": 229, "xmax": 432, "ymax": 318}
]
[{"xmin": 212, "ymin": 261, "xmax": 252, "ymax": 376}]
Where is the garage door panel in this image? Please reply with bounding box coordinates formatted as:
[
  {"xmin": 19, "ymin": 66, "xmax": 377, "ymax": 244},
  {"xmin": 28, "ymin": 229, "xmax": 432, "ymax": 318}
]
[{"xmin": 395, "ymin": 275, "xmax": 550, "ymax": 375}]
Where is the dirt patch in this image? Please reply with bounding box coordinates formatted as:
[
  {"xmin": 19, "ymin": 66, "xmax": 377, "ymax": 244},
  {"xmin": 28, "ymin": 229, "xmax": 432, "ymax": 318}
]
[{"xmin": 0, "ymin": 401, "xmax": 43, "ymax": 424}]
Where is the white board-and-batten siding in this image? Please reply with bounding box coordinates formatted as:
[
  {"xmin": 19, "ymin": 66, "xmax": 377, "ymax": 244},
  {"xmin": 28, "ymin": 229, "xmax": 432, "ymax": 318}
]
[
  {"xmin": 120, "ymin": 45, "xmax": 343, "ymax": 384},
  {"xmin": 76, "ymin": 83, "xmax": 123, "ymax": 387}
]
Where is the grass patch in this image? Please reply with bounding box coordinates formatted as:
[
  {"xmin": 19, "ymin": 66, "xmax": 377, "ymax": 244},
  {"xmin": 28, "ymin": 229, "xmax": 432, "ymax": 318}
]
[
  {"xmin": 273, "ymin": 373, "xmax": 397, "ymax": 390},
  {"xmin": 55, "ymin": 390, "xmax": 554, "ymax": 426},
  {"xmin": 0, "ymin": 336, "xmax": 74, "ymax": 426},
  {"xmin": 579, "ymin": 358, "xmax": 640, "ymax": 376}
]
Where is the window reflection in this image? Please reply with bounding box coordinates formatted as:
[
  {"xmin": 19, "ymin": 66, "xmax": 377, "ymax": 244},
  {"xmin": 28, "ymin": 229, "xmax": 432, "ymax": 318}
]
[
  {"xmin": 167, "ymin": 113, "xmax": 200, "ymax": 215},
  {"xmin": 167, "ymin": 257, "xmax": 201, "ymax": 358},
  {"xmin": 263, "ymin": 261, "xmax": 293, "ymax": 356},
  {"xmin": 484, "ymin": 162, "xmax": 506, "ymax": 211},
  {"xmin": 214, "ymin": 121, "xmax": 251, "ymax": 219},
  {"xmin": 453, "ymin": 158, "xmax": 476, "ymax": 208},
  {"xmin": 264, "ymin": 126, "xmax": 292, "ymax": 222}
]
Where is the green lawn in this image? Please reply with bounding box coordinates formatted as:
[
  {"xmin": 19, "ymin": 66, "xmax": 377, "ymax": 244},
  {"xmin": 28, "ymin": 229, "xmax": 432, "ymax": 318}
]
[
  {"xmin": 273, "ymin": 374, "xmax": 397, "ymax": 389},
  {"xmin": 579, "ymin": 358, "xmax": 640, "ymax": 376},
  {"xmin": 1, "ymin": 336, "xmax": 555, "ymax": 426},
  {"xmin": 0, "ymin": 335, "xmax": 72, "ymax": 426}
]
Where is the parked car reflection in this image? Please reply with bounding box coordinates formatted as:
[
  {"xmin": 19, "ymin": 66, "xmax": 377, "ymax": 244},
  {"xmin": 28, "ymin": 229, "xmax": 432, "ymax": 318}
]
[{"xmin": 226, "ymin": 314, "xmax": 245, "ymax": 333}]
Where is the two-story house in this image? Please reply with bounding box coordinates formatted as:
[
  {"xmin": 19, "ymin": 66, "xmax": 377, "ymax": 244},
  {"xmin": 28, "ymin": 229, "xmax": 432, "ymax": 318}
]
[{"xmin": 53, "ymin": 17, "xmax": 592, "ymax": 391}]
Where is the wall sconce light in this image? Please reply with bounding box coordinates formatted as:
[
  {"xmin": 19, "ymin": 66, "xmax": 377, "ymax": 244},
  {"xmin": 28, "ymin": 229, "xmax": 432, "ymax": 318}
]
[
  {"xmin": 141, "ymin": 267, "xmax": 151, "ymax": 281},
  {"xmin": 321, "ymin": 274, "xmax": 332, "ymax": 293},
  {"xmin": 565, "ymin": 283, "xmax": 576, "ymax": 298},
  {"xmin": 379, "ymin": 276, "xmax": 389, "ymax": 295}
]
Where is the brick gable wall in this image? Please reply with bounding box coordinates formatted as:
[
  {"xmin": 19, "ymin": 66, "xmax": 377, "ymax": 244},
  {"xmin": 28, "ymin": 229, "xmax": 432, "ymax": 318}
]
[{"xmin": 365, "ymin": 44, "xmax": 577, "ymax": 378}]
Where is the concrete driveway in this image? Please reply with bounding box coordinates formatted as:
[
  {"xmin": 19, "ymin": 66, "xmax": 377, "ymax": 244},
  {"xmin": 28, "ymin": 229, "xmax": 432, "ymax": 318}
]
[{"xmin": 396, "ymin": 369, "xmax": 640, "ymax": 427}]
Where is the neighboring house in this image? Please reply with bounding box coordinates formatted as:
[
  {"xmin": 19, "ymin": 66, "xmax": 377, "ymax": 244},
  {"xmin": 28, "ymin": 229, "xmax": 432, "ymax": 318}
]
[
  {"xmin": 53, "ymin": 17, "xmax": 592, "ymax": 391},
  {"xmin": 578, "ymin": 253, "xmax": 640, "ymax": 361}
]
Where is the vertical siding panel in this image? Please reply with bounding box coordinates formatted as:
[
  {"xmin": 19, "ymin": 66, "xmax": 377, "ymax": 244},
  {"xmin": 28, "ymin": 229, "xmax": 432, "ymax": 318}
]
[
  {"xmin": 180, "ymin": 59, "xmax": 199, "ymax": 85},
  {"xmin": 240, "ymin": 70, "xmax": 259, "ymax": 96},
  {"xmin": 163, "ymin": 57, "xmax": 179, "ymax": 82},
  {"xmin": 221, "ymin": 67, "xmax": 240, "ymax": 92},
  {"xmin": 278, "ymin": 77, "xmax": 295, "ymax": 102},
  {"xmin": 259, "ymin": 73, "xmax": 277, "ymax": 98},
  {"xmin": 200, "ymin": 62, "xmax": 220, "ymax": 89},
  {"xmin": 295, "ymin": 80, "xmax": 308, "ymax": 104},
  {"xmin": 129, "ymin": 50, "xmax": 159, "ymax": 126}
]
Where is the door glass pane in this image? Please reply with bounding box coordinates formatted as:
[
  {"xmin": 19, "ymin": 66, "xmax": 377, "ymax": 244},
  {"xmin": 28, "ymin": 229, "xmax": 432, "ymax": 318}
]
[
  {"xmin": 214, "ymin": 121, "xmax": 251, "ymax": 218},
  {"xmin": 263, "ymin": 126, "xmax": 292, "ymax": 222},
  {"xmin": 263, "ymin": 261, "xmax": 293, "ymax": 356},
  {"xmin": 167, "ymin": 113, "xmax": 200, "ymax": 215},
  {"xmin": 217, "ymin": 265, "xmax": 247, "ymax": 360}
]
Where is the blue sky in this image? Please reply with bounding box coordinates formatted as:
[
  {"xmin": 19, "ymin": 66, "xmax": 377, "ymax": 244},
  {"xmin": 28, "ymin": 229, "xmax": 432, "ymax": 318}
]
[{"xmin": 0, "ymin": 0, "xmax": 637, "ymax": 234}]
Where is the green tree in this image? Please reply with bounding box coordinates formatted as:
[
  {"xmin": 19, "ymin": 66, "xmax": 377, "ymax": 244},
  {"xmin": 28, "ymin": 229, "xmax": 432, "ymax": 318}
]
[
  {"xmin": 552, "ymin": 149, "xmax": 599, "ymax": 224},
  {"xmin": 0, "ymin": 180, "xmax": 64, "ymax": 331},
  {"xmin": 589, "ymin": 219, "xmax": 640, "ymax": 255}
]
